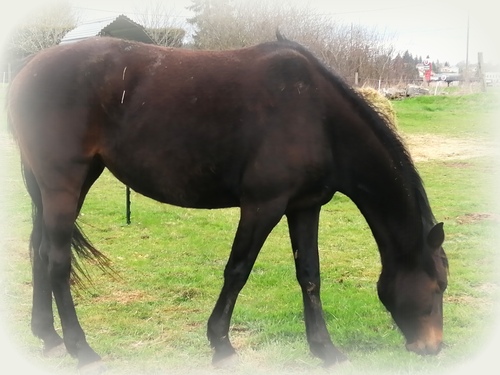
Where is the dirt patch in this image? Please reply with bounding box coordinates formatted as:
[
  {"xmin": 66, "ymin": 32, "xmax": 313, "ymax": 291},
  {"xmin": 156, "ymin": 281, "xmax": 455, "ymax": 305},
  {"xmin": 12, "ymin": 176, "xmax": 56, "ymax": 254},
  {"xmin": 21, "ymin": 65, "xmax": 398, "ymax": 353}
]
[
  {"xmin": 446, "ymin": 282, "xmax": 499, "ymax": 305},
  {"xmin": 403, "ymin": 134, "xmax": 497, "ymax": 162},
  {"xmin": 92, "ymin": 289, "xmax": 152, "ymax": 304},
  {"xmin": 441, "ymin": 161, "xmax": 472, "ymax": 168},
  {"xmin": 456, "ymin": 213, "xmax": 499, "ymax": 225}
]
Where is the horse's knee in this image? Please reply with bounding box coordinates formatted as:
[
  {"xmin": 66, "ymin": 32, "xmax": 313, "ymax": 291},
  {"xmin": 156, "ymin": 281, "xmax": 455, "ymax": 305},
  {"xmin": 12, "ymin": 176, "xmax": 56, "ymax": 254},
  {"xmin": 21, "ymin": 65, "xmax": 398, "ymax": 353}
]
[
  {"xmin": 45, "ymin": 234, "xmax": 74, "ymax": 282},
  {"xmin": 48, "ymin": 251, "xmax": 72, "ymax": 283}
]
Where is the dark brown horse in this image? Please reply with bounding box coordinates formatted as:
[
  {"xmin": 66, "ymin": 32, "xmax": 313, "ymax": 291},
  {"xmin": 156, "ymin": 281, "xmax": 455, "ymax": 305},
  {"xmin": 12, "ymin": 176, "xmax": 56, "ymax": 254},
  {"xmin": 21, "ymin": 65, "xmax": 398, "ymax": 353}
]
[{"xmin": 7, "ymin": 35, "xmax": 448, "ymax": 370}]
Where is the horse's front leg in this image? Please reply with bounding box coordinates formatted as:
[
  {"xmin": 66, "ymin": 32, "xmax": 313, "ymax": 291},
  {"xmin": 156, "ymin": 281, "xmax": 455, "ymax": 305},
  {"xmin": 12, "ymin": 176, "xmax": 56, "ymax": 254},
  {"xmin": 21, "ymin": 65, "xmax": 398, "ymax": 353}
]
[
  {"xmin": 286, "ymin": 206, "xmax": 348, "ymax": 367},
  {"xmin": 207, "ymin": 198, "xmax": 286, "ymax": 366}
]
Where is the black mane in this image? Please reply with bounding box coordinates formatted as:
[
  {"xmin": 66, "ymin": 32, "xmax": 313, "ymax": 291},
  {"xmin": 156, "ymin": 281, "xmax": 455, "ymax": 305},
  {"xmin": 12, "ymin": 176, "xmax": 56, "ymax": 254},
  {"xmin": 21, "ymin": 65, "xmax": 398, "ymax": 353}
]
[{"xmin": 273, "ymin": 34, "xmax": 436, "ymax": 227}]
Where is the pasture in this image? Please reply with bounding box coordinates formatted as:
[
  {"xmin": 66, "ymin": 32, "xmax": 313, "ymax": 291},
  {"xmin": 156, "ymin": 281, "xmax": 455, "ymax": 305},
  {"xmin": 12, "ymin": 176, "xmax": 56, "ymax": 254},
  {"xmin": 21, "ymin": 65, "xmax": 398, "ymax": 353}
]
[{"xmin": 1, "ymin": 84, "xmax": 499, "ymax": 375}]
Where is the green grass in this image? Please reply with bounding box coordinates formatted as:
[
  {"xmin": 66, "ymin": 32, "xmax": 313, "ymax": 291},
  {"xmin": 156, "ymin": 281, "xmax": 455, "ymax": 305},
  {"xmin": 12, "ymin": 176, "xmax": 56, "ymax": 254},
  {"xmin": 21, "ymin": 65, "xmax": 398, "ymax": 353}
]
[
  {"xmin": 1, "ymin": 88, "xmax": 499, "ymax": 375},
  {"xmin": 392, "ymin": 92, "xmax": 498, "ymax": 137}
]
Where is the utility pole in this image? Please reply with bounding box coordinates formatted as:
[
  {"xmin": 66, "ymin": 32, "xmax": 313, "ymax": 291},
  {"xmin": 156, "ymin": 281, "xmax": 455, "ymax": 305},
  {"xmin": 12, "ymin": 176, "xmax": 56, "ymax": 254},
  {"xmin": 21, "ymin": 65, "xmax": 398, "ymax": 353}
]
[
  {"xmin": 478, "ymin": 52, "xmax": 486, "ymax": 92},
  {"xmin": 464, "ymin": 12, "xmax": 470, "ymax": 86}
]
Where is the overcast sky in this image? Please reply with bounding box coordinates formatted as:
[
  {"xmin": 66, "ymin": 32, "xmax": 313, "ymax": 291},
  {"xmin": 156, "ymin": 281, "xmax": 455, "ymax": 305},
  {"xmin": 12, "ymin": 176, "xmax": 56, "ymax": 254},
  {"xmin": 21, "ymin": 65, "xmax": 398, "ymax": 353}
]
[{"xmin": 1, "ymin": 0, "xmax": 499, "ymax": 65}]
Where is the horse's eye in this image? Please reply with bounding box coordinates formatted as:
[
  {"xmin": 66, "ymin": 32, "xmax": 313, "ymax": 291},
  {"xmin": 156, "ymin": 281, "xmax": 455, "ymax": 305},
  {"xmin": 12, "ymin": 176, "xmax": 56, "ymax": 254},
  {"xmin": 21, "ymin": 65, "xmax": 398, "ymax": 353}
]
[{"xmin": 437, "ymin": 280, "xmax": 447, "ymax": 292}]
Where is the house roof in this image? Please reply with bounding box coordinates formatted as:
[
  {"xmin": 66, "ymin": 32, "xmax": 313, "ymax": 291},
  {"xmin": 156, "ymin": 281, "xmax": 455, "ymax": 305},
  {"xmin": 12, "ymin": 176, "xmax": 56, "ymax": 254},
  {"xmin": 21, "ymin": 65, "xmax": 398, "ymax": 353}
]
[{"xmin": 60, "ymin": 15, "xmax": 154, "ymax": 44}]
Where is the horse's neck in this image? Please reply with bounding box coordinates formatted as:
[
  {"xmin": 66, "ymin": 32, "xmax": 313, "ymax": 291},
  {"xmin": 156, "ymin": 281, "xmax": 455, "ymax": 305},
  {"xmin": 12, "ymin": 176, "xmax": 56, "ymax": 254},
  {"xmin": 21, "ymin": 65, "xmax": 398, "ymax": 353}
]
[{"xmin": 335, "ymin": 126, "xmax": 423, "ymax": 259}]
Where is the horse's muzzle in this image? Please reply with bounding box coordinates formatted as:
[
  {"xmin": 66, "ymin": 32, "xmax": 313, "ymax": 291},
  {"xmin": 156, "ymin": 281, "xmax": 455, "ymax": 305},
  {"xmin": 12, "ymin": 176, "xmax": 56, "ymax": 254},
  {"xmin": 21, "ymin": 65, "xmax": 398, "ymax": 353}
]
[
  {"xmin": 406, "ymin": 337, "xmax": 442, "ymax": 355},
  {"xmin": 404, "ymin": 312, "xmax": 443, "ymax": 356}
]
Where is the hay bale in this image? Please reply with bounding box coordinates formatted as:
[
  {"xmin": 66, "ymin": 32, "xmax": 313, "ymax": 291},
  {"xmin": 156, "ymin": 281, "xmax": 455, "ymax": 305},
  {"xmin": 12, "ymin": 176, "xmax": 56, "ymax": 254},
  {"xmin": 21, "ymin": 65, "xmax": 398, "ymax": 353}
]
[{"xmin": 356, "ymin": 87, "xmax": 398, "ymax": 129}]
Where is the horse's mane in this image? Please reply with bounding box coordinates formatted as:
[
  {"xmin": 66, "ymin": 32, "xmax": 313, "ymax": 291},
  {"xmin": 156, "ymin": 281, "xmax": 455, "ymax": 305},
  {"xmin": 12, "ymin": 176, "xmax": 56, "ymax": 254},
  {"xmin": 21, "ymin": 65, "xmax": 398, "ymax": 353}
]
[{"xmin": 273, "ymin": 32, "xmax": 436, "ymax": 227}]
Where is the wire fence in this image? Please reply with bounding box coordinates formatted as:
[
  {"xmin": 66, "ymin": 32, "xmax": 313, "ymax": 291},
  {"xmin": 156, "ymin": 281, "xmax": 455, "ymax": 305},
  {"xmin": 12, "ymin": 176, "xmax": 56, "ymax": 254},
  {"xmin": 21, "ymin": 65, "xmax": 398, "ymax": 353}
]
[
  {"xmin": 2, "ymin": 71, "xmax": 9, "ymax": 86},
  {"xmin": 1, "ymin": 70, "xmax": 485, "ymax": 96}
]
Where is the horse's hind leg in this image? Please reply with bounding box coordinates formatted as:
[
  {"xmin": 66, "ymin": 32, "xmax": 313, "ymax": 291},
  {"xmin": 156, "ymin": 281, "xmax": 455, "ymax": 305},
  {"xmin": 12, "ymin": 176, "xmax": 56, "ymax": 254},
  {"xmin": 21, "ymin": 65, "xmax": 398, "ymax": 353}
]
[
  {"xmin": 28, "ymin": 159, "xmax": 104, "ymax": 363},
  {"xmin": 25, "ymin": 166, "xmax": 65, "ymax": 356},
  {"xmin": 37, "ymin": 161, "xmax": 104, "ymax": 368},
  {"xmin": 286, "ymin": 206, "xmax": 348, "ymax": 367},
  {"xmin": 207, "ymin": 198, "xmax": 287, "ymax": 365}
]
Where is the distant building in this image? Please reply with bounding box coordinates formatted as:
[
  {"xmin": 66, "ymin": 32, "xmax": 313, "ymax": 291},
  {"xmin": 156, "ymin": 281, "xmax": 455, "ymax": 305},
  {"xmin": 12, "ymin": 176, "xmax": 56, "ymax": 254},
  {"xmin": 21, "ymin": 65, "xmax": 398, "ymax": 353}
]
[
  {"xmin": 60, "ymin": 15, "xmax": 154, "ymax": 45},
  {"xmin": 484, "ymin": 72, "xmax": 500, "ymax": 86},
  {"xmin": 441, "ymin": 66, "xmax": 459, "ymax": 74}
]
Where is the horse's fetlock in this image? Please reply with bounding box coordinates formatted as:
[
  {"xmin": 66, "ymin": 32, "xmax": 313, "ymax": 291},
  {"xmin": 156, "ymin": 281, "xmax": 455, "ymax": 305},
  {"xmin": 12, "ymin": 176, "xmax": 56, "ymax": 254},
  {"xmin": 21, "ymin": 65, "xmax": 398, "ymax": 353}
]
[{"xmin": 299, "ymin": 279, "xmax": 320, "ymax": 295}]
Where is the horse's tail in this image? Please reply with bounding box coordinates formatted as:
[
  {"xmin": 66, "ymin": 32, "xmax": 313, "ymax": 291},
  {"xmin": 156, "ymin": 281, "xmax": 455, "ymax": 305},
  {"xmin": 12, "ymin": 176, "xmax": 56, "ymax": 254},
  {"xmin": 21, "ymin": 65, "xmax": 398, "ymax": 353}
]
[{"xmin": 21, "ymin": 161, "xmax": 113, "ymax": 290}]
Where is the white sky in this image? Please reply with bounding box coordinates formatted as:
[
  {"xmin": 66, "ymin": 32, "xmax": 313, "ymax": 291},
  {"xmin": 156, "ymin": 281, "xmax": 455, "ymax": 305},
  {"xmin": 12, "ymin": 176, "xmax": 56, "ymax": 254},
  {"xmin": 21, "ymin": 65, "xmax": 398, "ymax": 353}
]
[{"xmin": 1, "ymin": 0, "xmax": 499, "ymax": 65}]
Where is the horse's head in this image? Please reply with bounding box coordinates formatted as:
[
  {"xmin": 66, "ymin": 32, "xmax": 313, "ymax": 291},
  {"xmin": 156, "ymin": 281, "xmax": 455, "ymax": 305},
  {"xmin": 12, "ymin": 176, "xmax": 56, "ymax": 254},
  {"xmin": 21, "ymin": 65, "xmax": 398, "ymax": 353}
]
[{"xmin": 377, "ymin": 222, "xmax": 448, "ymax": 355}]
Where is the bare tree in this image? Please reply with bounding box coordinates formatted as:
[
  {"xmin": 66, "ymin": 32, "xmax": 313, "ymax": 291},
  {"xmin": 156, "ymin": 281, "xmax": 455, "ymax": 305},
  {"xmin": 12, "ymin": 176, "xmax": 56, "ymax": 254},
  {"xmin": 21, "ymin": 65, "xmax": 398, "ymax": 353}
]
[
  {"xmin": 187, "ymin": 0, "xmax": 332, "ymax": 50},
  {"xmin": 187, "ymin": 0, "xmax": 239, "ymax": 49},
  {"xmin": 133, "ymin": 0, "xmax": 186, "ymax": 47},
  {"xmin": 6, "ymin": 1, "xmax": 78, "ymax": 58},
  {"xmin": 186, "ymin": 0, "xmax": 402, "ymax": 85}
]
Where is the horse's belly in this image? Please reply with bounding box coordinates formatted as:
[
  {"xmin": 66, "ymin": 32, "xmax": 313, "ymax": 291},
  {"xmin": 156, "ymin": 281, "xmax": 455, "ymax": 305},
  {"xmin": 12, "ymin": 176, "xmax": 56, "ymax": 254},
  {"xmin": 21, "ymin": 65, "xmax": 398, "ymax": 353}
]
[{"xmin": 104, "ymin": 158, "xmax": 240, "ymax": 209}]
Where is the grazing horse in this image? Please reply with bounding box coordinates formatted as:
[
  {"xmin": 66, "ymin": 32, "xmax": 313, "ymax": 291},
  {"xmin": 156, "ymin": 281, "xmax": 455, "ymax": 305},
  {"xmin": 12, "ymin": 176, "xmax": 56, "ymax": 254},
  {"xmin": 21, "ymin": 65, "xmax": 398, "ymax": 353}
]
[{"xmin": 7, "ymin": 35, "xmax": 448, "ymax": 370}]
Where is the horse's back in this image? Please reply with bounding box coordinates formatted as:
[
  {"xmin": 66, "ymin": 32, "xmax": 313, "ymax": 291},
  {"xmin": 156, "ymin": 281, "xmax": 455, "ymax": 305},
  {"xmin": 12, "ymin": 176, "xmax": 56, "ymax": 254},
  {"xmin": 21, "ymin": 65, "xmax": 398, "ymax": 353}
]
[{"xmin": 8, "ymin": 37, "xmax": 335, "ymax": 209}]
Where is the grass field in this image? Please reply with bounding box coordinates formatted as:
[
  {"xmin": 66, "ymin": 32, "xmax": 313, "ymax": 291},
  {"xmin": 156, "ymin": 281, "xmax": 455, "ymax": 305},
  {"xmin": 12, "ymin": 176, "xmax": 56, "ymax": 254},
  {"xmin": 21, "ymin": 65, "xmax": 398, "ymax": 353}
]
[{"xmin": 1, "ymin": 85, "xmax": 499, "ymax": 375}]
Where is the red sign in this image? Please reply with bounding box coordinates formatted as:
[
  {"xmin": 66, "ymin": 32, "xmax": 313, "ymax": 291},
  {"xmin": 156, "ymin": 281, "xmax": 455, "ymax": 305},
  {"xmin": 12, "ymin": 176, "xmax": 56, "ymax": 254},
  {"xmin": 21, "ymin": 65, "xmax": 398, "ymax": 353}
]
[
  {"xmin": 424, "ymin": 66, "xmax": 432, "ymax": 81},
  {"xmin": 423, "ymin": 58, "xmax": 432, "ymax": 81}
]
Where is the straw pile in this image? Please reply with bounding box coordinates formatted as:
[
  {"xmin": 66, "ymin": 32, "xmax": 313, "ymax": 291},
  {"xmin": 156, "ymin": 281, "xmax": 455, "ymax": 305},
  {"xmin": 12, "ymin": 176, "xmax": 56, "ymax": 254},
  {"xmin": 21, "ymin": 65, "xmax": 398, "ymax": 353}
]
[{"xmin": 356, "ymin": 87, "xmax": 398, "ymax": 130}]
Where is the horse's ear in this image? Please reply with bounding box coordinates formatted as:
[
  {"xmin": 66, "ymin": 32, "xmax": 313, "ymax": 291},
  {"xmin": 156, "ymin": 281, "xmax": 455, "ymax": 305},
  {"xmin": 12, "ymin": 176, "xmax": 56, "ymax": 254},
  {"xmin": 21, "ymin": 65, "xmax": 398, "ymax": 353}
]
[{"xmin": 427, "ymin": 222, "xmax": 445, "ymax": 248}]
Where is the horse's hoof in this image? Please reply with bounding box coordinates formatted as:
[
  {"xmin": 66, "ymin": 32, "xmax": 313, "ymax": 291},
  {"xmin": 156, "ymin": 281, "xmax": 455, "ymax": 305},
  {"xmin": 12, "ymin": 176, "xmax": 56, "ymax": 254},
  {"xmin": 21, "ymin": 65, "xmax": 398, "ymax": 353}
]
[
  {"xmin": 323, "ymin": 358, "xmax": 352, "ymax": 371},
  {"xmin": 78, "ymin": 360, "xmax": 107, "ymax": 375},
  {"xmin": 43, "ymin": 343, "xmax": 67, "ymax": 358},
  {"xmin": 212, "ymin": 352, "xmax": 239, "ymax": 368}
]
